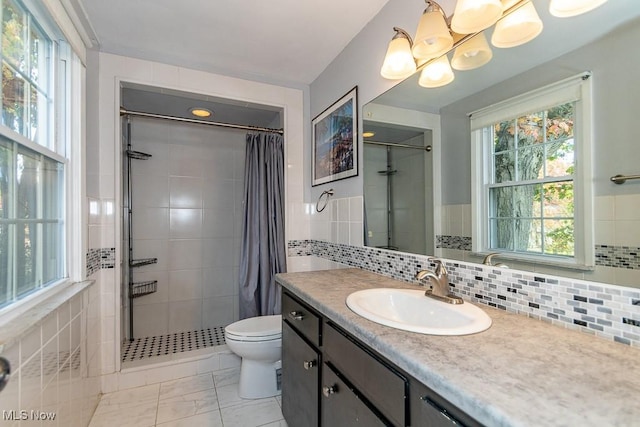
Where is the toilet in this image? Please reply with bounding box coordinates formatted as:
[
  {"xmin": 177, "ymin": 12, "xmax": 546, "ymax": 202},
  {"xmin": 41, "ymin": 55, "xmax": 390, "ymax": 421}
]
[{"xmin": 224, "ymin": 314, "xmax": 282, "ymax": 399}]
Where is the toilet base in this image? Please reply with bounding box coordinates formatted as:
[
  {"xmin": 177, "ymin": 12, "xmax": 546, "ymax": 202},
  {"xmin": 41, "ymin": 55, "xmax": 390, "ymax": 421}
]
[{"xmin": 238, "ymin": 358, "xmax": 282, "ymax": 399}]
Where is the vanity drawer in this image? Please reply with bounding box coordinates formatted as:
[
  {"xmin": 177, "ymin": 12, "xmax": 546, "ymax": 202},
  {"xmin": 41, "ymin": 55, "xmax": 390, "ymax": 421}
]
[
  {"xmin": 282, "ymin": 291, "xmax": 321, "ymax": 347},
  {"xmin": 323, "ymin": 322, "xmax": 408, "ymax": 427}
]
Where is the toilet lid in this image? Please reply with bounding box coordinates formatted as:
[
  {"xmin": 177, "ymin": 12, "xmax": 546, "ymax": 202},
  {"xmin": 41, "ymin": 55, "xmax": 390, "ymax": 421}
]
[{"xmin": 225, "ymin": 314, "xmax": 282, "ymax": 340}]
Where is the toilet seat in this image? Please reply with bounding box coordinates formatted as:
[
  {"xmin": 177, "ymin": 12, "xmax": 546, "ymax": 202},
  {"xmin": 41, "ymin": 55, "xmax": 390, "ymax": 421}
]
[{"xmin": 225, "ymin": 314, "xmax": 282, "ymax": 342}]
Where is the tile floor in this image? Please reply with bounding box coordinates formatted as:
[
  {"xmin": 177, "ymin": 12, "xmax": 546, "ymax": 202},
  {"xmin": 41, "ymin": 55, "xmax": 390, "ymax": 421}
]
[
  {"xmin": 88, "ymin": 368, "xmax": 287, "ymax": 427},
  {"xmin": 121, "ymin": 327, "xmax": 227, "ymax": 362}
]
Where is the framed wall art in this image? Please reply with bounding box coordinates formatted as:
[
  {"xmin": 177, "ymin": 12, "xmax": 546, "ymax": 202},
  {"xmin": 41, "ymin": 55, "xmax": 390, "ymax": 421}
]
[{"xmin": 312, "ymin": 86, "xmax": 358, "ymax": 186}]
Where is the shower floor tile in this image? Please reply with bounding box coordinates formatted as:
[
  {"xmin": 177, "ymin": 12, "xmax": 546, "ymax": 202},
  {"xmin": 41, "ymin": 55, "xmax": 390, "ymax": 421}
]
[{"xmin": 122, "ymin": 327, "xmax": 226, "ymax": 362}]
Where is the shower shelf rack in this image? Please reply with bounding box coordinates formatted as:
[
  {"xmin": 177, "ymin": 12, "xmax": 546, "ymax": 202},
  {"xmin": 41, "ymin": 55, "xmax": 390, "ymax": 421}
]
[
  {"xmin": 130, "ymin": 258, "xmax": 158, "ymax": 268},
  {"xmin": 125, "ymin": 114, "xmax": 158, "ymax": 341},
  {"xmin": 129, "ymin": 281, "xmax": 158, "ymax": 298},
  {"xmin": 126, "ymin": 150, "xmax": 152, "ymax": 160}
]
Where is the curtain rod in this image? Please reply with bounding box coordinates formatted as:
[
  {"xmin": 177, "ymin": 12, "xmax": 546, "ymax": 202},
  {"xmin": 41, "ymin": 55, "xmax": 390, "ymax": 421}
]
[
  {"xmin": 119, "ymin": 107, "xmax": 284, "ymax": 135},
  {"xmin": 364, "ymin": 140, "xmax": 432, "ymax": 151}
]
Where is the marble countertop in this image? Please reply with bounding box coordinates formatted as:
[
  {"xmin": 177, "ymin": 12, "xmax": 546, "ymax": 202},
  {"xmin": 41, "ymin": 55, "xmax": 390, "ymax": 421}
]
[{"xmin": 276, "ymin": 268, "xmax": 640, "ymax": 427}]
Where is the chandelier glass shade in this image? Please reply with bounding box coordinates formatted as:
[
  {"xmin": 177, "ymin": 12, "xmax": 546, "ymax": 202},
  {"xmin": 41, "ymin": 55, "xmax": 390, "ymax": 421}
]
[{"xmin": 380, "ymin": 0, "xmax": 608, "ymax": 88}]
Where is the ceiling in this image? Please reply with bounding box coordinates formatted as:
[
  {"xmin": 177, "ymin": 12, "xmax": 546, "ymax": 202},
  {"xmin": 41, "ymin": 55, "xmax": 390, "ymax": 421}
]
[
  {"xmin": 76, "ymin": 0, "xmax": 390, "ymax": 87},
  {"xmin": 121, "ymin": 83, "xmax": 283, "ymax": 129}
]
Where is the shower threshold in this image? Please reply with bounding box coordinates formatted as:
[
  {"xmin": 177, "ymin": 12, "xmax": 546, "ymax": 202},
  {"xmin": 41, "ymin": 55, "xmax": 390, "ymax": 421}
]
[{"xmin": 121, "ymin": 327, "xmax": 226, "ymax": 362}]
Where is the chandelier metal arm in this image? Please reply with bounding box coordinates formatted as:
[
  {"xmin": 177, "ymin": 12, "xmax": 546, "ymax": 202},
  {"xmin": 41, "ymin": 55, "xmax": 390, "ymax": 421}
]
[{"xmin": 391, "ymin": 27, "xmax": 414, "ymax": 46}]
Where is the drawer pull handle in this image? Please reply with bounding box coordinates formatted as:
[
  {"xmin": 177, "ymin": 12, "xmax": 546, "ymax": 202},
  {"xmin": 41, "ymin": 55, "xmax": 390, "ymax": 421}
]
[
  {"xmin": 322, "ymin": 385, "xmax": 337, "ymax": 397},
  {"xmin": 289, "ymin": 310, "xmax": 304, "ymax": 321},
  {"xmin": 303, "ymin": 360, "xmax": 317, "ymax": 370}
]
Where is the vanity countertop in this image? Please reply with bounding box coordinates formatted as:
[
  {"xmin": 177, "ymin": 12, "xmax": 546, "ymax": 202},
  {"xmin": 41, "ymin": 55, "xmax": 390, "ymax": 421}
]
[{"xmin": 276, "ymin": 268, "xmax": 640, "ymax": 427}]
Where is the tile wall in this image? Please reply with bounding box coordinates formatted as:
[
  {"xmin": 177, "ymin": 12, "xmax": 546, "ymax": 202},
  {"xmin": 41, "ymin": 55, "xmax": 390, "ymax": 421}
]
[
  {"xmin": 309, "ymin": 195, "xmax": 364, "ymax": 247},
  {"xmin": 90, "ymin": 52, "xmax": 306, "ymax": 390},
  {"xmin": 288, "ymin": 239, "xmax": 640, "ymax": 348},
  {"xmin": 0, "ymin": 287, "xmax": 102, "ymax": 427},
  {"xmin": 437, "ymin": 195, "xmax": 640, "ymax": 287},
  {"xmin": 363, "ymin": 137, "xmax": 430, "ymax": 254},
  {"xmin": 126, "ymin": 119, "xmax": 244, "ymax": 338}
]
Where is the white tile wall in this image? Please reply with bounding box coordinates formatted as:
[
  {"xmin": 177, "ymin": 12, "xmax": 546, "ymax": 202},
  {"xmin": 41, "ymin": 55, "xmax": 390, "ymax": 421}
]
[
  {"xmin": 93, "ymin": 52, "xmax": 305, "ymax": 386},
  {"xmin": 129, "ymin": 121, "xmax": 245, "ymax": 338},
  {"xmin": 310, "ymin": 196, "xmax": 364, "ymax": 247},
  {"xmin": 0, "ymin": 288, "xmax": 101, "ymax": 427}
]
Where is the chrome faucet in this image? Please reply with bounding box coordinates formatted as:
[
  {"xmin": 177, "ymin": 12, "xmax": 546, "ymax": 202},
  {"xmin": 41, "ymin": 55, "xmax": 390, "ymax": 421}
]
[
  {"xmin": 482, "ymin": 252, "xmax": 510, "ymax": 269},
  {"xmin": 415, "ymin": 258, "xmax": 463, "ymax": 305}
]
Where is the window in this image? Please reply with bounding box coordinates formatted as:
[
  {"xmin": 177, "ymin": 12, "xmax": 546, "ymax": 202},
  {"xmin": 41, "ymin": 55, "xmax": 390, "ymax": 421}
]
[
  {"xmin": 0, "ymin": 0, "xmax": 69, "ymax": 308},
  {"xmin": 471, "ymin": 74, "xmax": 593, "ymax": 268}
]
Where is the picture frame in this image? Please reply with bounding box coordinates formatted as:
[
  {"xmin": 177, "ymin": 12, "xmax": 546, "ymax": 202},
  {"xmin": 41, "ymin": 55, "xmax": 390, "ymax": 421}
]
[{"xmin": 312, "ymin": 86, "xmax": 358, "ymax": 186}]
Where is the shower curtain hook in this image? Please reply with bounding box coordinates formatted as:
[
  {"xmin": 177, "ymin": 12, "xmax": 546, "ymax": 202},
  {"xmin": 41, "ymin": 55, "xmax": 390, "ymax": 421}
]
[{"xmin": 316, "ymin": 189, "xmax": 334, "ymax": 212}]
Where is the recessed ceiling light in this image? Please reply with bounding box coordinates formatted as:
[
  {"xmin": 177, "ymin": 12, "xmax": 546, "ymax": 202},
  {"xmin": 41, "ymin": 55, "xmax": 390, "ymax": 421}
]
[
  {"xmin": 363, "ymin": 131, "xmax": 375, "ymax": 138},
  {"xmin": 190, "ymin": 107, "xmax": 212, "ymax": 118}
]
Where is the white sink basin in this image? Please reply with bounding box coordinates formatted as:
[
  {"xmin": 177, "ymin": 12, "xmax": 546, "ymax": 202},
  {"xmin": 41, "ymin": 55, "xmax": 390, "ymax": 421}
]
[{"xmin": 346, "ymin": 288, "xmax": 492, "ymax": 336}]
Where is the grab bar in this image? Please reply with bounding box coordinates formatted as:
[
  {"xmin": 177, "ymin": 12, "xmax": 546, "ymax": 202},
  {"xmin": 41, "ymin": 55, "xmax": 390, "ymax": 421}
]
[{"xmin": 610, "ymin": 174, "xmax": 640, "ymax": 185}]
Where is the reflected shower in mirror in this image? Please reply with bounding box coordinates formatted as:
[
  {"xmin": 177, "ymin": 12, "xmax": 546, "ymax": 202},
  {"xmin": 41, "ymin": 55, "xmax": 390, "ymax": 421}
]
[
  {"xmin": 363, "ymin": 0, "xmax": 640, "ymax": 287},
  {"xmin": 362, "ymin": 122, "xmax": 433, "ymax": 256}
]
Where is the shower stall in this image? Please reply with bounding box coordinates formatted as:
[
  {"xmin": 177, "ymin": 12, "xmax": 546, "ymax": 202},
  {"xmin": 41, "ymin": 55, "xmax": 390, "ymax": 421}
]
[
  {"xmin": 363, "ymin": 123, "xmax": 433, "ymax": 256},
  {"xmin": 119, "ymin": 84, "xmax": 283, "ymax": 366}
]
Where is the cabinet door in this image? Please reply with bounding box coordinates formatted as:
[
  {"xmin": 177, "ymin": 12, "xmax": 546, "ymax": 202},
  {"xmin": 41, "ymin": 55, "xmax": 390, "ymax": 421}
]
[
  {"xmin": 323, "ymin": 323, "xmax": 407, "ymax": 426},
  {"xmin": 321, "ymin": 364, "xmax": 389, "ymax": 427},
  {"xmin": 410, "ymin": 380, "xmax": 482, "ymax": 427},
  {"xmin": 282, "ymin": 321, "xmax": 320, "ymax": 427}
]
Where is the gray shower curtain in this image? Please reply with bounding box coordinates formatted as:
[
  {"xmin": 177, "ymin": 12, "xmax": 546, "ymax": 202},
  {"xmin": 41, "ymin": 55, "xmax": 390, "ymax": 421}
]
[{"xmin": 239, "ymin": 132, "xmax": 287, "ymax": 319}]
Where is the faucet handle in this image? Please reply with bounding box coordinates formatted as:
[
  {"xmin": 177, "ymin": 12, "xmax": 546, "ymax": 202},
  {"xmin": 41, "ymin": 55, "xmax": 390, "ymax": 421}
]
[{"xmin": 427, "ymin": 258, "xmax": 446, "ymax": 275}]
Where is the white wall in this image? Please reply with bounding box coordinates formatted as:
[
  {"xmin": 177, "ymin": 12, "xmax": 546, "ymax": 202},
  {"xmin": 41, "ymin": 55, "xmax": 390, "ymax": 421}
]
[{"xmin": 89, "ymin": 52, "xmax": 305, "ymax": 387}]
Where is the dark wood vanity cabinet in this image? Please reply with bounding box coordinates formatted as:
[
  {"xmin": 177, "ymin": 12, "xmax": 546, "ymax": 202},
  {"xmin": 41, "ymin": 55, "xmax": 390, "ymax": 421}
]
[
  {"xmin": 282, "ymin": 292, "xmax": 322, "ymax": 427},
  {"xmin": 282, "ymin": 321, "xmax": 320, "ymax": 426},
  {"xmin": 323, "ymin": 322, "xmax": 407, "ymax": 426},
  {"xmin": 281, "ymin": 290, "xmax": 482, "ymax": 427},
  {"xmin": 321, "ymin": 363, "xmax": 388, "ymax": 427},
  {"xmin": 410, "ymin": 381, "xmax": 482, "ymax": 427}
]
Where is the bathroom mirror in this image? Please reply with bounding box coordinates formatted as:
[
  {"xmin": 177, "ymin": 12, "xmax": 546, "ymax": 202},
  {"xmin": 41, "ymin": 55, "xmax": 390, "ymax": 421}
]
[{"xmin": 362, "ymin": 0, "xmax": 640, "ymax": 286}]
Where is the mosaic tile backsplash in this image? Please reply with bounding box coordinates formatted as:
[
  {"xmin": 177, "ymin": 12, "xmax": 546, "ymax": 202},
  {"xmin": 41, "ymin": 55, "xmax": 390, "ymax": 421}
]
[
  {"xmin": 436, "ymin": 235, "xmax": 472, "ymax": 251},
  {"xmin": 86, "ymin": 248, "xmax": 116, "ymax": 277},
  {"xmin": 595, "ymin": 244, "xmax": 640, "ymax": 269},
  {"xmin": 435, "ymin": 236, "xmax": 640, "ymax": 270},
  {"xmin": 288, "ymin": 239, "xmax": 640, "ymax": 347}
]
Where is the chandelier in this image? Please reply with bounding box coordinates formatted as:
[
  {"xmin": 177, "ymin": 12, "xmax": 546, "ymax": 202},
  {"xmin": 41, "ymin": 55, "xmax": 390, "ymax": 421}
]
[{"xmin": 380, "ymin": 0, "xmax": 608, "ymax": 87}]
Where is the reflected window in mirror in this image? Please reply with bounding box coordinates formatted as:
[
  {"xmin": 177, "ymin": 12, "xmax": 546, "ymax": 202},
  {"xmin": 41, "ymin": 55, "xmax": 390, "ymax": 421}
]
[{"xmin": 470, "ymin": 74, "xmax": 594, "ymax": 269}]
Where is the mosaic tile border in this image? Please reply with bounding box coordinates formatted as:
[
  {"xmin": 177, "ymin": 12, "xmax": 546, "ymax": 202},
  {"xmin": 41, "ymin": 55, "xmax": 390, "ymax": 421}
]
[
  {"xmin": 288, "ymin": 239, "xmax": 313, "ymax": 256},
  {"xmin": 288, "ymin": 239, "xmax": 640, "ymax": 347},
  {"xmin": 436, "ymin": 235, "xmax": 472, "ymax": 251},
  {"xmin": 595, "ymin": 245, "xmax": 640, "ymax": 269},
  {"xmin": 433, "ymin": 236, "xmax": 640, "ymax": 270},
  {"xmin": 436, "ymin": 235, "xmax": 640, "ymax": 270},
  {"xmin": 86, "ymin": 248, "xmax": 116, "ymax": 278}
]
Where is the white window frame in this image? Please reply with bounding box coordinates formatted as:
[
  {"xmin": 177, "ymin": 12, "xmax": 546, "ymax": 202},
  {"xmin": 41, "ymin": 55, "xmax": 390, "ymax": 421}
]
[
  {"xmin": 0, "ymin": 0, "xmax": 84, "ymax": 321},
  {"xmin": 470, "ymin": 73, "xmax": 594, "ymax": 270}
]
